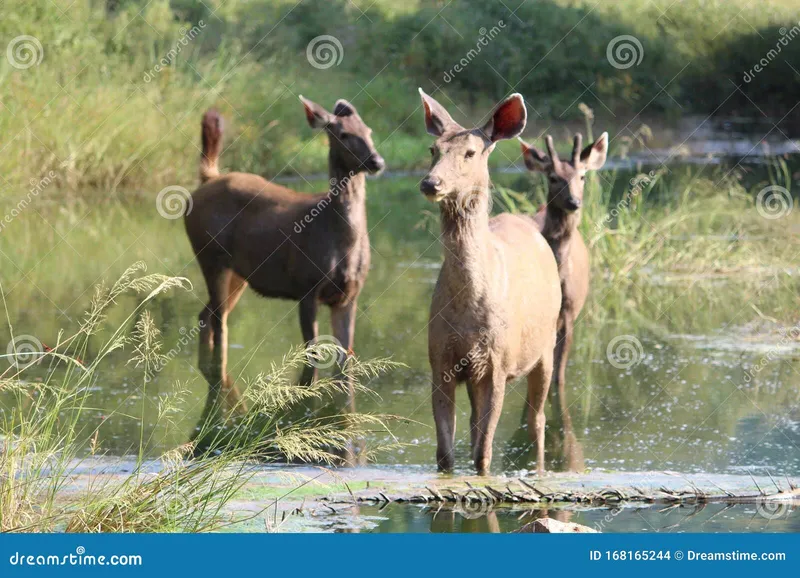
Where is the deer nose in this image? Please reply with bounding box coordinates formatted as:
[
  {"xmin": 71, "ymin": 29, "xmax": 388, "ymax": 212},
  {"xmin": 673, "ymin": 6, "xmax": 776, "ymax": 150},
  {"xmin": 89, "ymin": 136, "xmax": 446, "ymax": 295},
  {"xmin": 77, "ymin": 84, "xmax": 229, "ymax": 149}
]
[
  {"xmin": 565, "ymin": 196, "xmax": 582, "ymax": 211},
  {"xmin": 367, "ymin": 154, "xmax": 385, "ymax": 173},
  {"xmin": 420, "ymin": 176, "xmax": 443, "ymax": 196}
]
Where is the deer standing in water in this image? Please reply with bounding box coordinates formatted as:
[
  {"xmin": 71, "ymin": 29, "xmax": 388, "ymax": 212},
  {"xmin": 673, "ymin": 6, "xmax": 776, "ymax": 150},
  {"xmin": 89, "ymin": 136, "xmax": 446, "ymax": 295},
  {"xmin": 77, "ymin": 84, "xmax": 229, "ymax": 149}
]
[
  {"xmin": 419, "ymin": 89, "xmax": 562, "ymax": 475},
  {"xmin": 184, "ymin": 98, "xmax": 385, "ymax": 401},
  {"xmin": 519, "ymin": 132, "xmax": 608, "ymax": 418}
]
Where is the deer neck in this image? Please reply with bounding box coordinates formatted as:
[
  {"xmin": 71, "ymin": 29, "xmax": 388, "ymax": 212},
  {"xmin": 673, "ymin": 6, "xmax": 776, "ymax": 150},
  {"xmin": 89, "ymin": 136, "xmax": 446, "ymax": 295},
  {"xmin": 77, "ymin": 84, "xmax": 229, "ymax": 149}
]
[
  {"xmin": 542, "ymin": 206, "xmax": 581, "ymax": 263},
  {"xmin": 326, "ymin": 157, "xmax": 368, "ymax": 238},
  {"xmin": 438, "ymin": 193, "xmax": 499, "ymax": 306}
]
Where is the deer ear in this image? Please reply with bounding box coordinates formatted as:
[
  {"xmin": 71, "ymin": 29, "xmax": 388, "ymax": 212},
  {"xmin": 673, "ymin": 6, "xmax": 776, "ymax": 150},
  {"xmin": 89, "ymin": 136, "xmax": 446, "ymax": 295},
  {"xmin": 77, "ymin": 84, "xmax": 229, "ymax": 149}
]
[
  {"xmin": 333, "ymin": 99, "xmax": 357, "ymax": 117},
  {"xmin": 580, "ymin": 132, "xmax": 609, "ymax": 171},
  {"xmin": 482, "ymin": 94, "xmax": 527, "ymax": 142},
  {"xmin": 418, "ymin": 88, "xmax": 459, "ymax": 137},
  {"xmin": 519, "ymin": 137, "xmax": 550, "ymax": 172},
  {"xmin": 299, "ymin": 95, "xmax": 334, "ymax": 129}
]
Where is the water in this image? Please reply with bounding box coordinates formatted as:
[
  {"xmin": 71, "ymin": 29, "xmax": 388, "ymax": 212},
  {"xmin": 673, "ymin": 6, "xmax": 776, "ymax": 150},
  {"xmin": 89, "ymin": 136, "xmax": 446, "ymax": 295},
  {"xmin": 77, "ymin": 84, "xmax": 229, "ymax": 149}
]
[{"xmin": 2, "ymin": 161, "xmax": 800, "ymax": 531}]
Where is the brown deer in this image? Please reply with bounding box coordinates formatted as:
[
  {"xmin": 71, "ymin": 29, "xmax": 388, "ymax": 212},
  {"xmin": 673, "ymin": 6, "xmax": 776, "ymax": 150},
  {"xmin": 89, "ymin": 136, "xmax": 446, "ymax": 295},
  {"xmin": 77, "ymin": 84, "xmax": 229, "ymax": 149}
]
[
  {"xmin": 519, "ymin": 132, "xmax": 608, "ymax": 419},
  {"xmin": 184, "ymin": 97, "xmax": 385, "ymax": 397},
  {"xmin": 419, "ymin": 89, "xmax": 562, "ymax": 475}
]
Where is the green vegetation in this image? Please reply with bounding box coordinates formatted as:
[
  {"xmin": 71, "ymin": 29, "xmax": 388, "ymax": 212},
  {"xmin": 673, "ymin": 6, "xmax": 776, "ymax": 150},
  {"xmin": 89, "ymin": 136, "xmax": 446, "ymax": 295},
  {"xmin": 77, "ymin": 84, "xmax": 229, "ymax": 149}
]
[
  {"xmin": 1, "ymin": 0, "xmax": 798, "ymax": 195},
  {"xmin": 0, "ymin": 263, "xmax": 397, "ymax": 532}
]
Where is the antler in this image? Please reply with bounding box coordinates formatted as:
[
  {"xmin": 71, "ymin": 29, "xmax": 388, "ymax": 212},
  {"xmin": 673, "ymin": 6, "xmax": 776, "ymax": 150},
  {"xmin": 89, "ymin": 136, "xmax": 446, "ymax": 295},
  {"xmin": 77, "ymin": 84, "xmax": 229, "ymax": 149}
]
[
  {"xmin": 545, "ymin": 135, "xmax": 560, "ymax": 166},
  {"xmin": 572, "ymin": 133, "xmax": 583, "ymax": 165}
]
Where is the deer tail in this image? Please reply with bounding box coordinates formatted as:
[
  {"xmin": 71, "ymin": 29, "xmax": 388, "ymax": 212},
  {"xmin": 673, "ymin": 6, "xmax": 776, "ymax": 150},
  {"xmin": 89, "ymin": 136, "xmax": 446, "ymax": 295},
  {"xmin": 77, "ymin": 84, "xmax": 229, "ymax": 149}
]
[{"xmin": 199, "ymin": 108, "xmax": 223, "ymax": 184}]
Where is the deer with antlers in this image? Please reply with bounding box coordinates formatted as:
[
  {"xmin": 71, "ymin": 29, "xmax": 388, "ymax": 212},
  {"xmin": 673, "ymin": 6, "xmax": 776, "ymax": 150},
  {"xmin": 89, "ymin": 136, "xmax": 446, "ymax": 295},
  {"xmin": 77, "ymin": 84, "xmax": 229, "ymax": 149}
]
[{"xmin": 519, "ymin": 132, "xmax": 608, "ymax": 417}]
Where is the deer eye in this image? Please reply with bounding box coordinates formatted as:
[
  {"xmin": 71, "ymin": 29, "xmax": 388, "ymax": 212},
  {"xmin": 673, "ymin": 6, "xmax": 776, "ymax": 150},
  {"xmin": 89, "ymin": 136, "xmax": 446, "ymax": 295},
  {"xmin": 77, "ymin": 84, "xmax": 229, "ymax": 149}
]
[{"xmin": 465, "ymin": 150, "xmax": 476, "ymax": 159}]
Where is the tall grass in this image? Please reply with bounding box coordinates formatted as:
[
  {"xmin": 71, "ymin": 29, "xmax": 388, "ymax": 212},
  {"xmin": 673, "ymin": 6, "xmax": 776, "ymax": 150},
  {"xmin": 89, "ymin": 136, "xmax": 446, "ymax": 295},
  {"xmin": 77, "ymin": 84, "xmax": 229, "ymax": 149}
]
[
  {"xmin": 0, "ymin": 262, "xmax": 397, "ymax": 532},
  {"xmin": 2, "ymin": 0, "xmax": 798, "ymax": 197}
]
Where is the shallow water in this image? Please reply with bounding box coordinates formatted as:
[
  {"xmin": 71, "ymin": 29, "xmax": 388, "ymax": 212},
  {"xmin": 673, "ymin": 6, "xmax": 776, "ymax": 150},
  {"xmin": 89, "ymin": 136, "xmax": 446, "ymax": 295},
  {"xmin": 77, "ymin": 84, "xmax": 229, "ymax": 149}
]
[
  {"xmin": 2, "ymin": 162, "xmax": 800, "ymax": 531},
  {"xmin": 320, "ymin": 502, "xmax": 800, "ymax": 533}
]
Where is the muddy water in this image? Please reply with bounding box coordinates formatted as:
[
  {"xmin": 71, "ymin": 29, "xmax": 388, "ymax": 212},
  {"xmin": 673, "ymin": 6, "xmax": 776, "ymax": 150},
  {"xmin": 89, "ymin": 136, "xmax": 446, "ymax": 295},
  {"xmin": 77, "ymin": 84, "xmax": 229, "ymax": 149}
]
[{"xmin": 2, "ymin": 160, "xmax": 800, "ymax": 532}]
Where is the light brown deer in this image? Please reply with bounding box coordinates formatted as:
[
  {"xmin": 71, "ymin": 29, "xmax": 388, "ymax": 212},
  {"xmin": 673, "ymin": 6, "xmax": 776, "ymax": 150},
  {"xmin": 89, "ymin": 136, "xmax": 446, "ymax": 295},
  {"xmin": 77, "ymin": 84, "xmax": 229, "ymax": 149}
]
[
  {"xmin": 419, "ymin": 89, "xmax": 562, "ymax": 475},
  {"xmin": 519, "ymin": 132, "xmax": 608, "ymax": 418},
  {"xmin": 184, "ymin": 98, "xmax": 384, "ymax": 397}
]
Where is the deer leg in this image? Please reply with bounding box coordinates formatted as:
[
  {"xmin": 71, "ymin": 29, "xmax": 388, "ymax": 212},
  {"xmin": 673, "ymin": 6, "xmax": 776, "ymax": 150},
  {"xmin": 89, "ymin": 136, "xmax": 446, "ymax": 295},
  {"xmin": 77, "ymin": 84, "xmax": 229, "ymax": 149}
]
[
  {"xmin": 471, "ymin": 369, "xmax": 505, "ymax": 476},
  {"xmin": 432, "ymin": 371, "xmax": 457, "ymax": 472},
  {"xmin": 331, "ymin": 298, "xmax": 363, "ymax": 465},
  {"xmin": 549, "ymin": 311, "xmax": 573, "ymax": 417},
  {"xmin": 221, "ymin": 272, "xmax": 248, "ymax": 413},
  {"xmin": 299, "ymin": 296, "xmax": 319, "ymax": 386},
  {"xmin": 330, "ymin": 298, "xmax": 357, "ymax": 385},
  {"xmin": 528, "ymin": 350, "xmax": 555, "ymax": 474}
]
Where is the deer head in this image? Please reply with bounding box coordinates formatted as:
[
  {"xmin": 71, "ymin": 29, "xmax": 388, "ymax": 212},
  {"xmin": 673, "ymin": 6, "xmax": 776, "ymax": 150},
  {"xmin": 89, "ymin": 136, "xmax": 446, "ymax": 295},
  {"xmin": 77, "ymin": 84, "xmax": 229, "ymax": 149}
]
[
  {"xmin": 418, "ymin": 88, "xmax": 527, "ymax": 206},
  {"xmin": 519, "ymin": 132, "xmax": 609, "ymax": 212},
  {"xmin": 299, "ymin": 96, "xmax": 385, "ymax": 175}
]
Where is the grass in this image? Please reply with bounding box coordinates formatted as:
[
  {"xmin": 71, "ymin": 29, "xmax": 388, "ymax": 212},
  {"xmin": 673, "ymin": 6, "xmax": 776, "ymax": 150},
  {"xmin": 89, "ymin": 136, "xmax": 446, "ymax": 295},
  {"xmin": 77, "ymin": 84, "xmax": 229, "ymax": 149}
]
[
  {"xmin": 1, "ymin": 0, "xmax": 798, "ymax": 197},
  {"xmin": 0, "ymin": 263, "xmax": 399, "ymax": 532}
]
